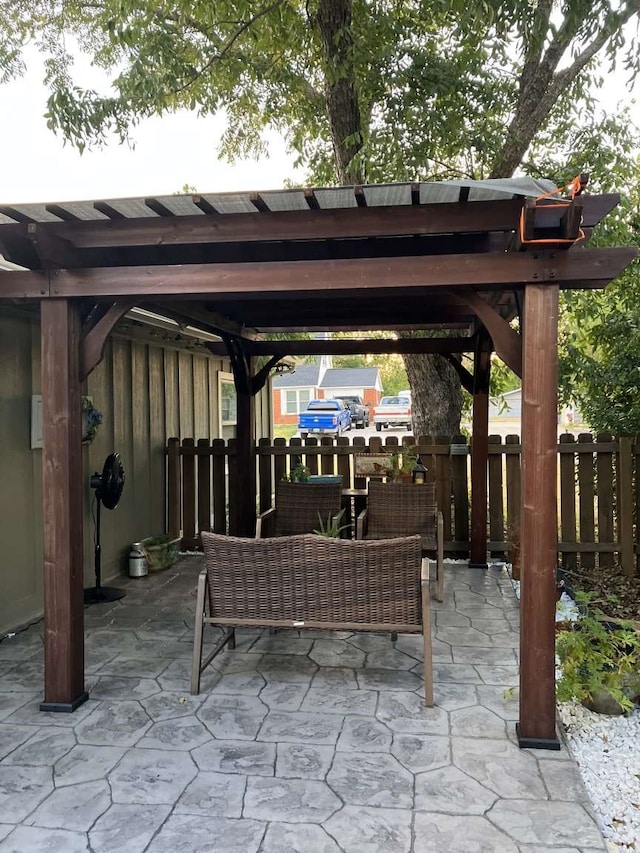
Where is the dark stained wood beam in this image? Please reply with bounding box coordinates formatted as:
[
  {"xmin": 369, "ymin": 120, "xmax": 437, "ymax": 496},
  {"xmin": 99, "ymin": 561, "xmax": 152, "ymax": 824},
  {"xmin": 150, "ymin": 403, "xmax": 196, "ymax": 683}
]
[
  {"xmin": 0, "ymin": 195, "xmax": 618, "ymax": 253},
  {"xmin": 31, "ymin": 248, "xmax": 637, "ymax": 300},
  {"xmin": 145, "ymin": 198, "xmax": 175, "ymax": 217},
  {"xmin": 45, "ymin": 204, "xmax": 82, "ymax": 222},
  {"xmin": 458, "ymin": 288, "xmax": 523, "ymax": 378},
  {"xmin": 145, "ymin": 302, "xmax": 256, "ymax": 340},
  {"xmin": 518, "ymin": 283, "xmax": 561, "ymax": 749},
  {"xmin": 40, "ymin": 299, "xmax": 88, "ymax": 712},
  {"xmin": 0, "ymin": 268, "xmax": 49, "ymax": 298},
  {"xmin": 220, "ymin": 335, "xmax": 256, "ymax": 537},
  {"xmin": 28, "ymin": 199, "xmax": 527, "ymax": 248},
  {"xmin": 27, "ymin": 223, "xmax": 83, "ymax": 269},
  {"xmin": 204, "ymin": 336, "xmax": 479, "ymax": 357},
  {"xmin": 80, "ymin": 300, "xmax": 137, "ymax": 379},
  {"xmin": 249, "ymin": 322, "xmax": 472, "ymax": 333},
  {"xmin": 93, "ymin": 201, "xmax": 126, "ymax": 220}
]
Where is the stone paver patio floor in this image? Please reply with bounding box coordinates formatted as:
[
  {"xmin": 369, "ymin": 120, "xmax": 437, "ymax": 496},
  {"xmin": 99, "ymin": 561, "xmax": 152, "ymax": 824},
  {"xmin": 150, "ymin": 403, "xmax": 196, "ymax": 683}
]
[{"xmin": 0, "ymin": 557, "xmax": 606, "ymax": 852}]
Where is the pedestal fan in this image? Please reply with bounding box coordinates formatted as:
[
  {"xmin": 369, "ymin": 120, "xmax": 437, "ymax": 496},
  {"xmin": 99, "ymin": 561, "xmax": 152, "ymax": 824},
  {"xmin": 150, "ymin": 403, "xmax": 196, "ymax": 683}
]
[{"xmin": 84, "ymin": 452, "xmax": 126, "ymax": 604}]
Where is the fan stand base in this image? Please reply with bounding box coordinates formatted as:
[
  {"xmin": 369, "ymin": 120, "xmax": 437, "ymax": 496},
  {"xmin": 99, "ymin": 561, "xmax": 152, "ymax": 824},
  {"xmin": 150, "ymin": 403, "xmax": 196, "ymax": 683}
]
[{"xmin": 84, "ymin": 586, "xmax": 126, "ymax": 605}]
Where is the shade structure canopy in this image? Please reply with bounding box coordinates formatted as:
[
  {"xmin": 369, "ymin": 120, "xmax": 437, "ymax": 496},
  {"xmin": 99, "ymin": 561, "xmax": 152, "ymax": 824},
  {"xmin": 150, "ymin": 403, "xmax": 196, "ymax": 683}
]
[{"xmin": 0, "ymin": 177, "xmax": 636, "ymax": 747}]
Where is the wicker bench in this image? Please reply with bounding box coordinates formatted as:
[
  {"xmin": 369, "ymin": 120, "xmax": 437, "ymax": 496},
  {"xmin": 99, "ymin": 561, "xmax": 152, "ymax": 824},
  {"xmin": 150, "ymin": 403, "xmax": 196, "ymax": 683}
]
[{"xmin": 192, "ymin": 531, "xmax": 433, "ymax": 705}]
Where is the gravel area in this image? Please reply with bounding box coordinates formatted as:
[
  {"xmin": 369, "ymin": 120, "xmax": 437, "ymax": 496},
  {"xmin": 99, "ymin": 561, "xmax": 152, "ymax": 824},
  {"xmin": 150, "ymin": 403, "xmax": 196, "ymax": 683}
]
[
  {"xmin": 507, "ymin": 563, "xmax": 640, "ymax": 852},
  {"xmin": 559, "ymin": 702, "xmax": 640, "ymax": 852}
]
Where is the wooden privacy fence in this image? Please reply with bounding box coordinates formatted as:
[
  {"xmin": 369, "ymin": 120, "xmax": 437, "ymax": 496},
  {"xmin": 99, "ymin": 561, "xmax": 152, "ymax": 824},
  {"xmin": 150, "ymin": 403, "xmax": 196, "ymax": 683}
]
[{"xmin": 166, "ymin": 433, "xmax": 639, "ymax": 575}]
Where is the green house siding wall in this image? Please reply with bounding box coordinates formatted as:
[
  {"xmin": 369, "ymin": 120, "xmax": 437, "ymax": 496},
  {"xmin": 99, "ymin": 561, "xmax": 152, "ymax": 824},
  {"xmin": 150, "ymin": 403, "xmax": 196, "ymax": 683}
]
[{"xmin": 0, "ymin": 308, "xmax": 272, "ymax": 635}]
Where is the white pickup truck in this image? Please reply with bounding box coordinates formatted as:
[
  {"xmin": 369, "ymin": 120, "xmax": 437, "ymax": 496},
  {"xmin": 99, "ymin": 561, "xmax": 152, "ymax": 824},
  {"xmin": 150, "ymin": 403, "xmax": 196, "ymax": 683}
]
[{"xmin": 373, "ymin": 394, "xmax": 412, "ymax": 432}]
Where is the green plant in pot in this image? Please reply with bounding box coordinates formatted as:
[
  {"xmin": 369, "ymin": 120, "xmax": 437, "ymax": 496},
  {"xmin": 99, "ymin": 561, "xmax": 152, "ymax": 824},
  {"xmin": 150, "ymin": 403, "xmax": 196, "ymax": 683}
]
[
  {"xmin": 390, "ymin": 446, "xmax": 418, "ymax": 481},
  {"xmin": 285, "ymin": 463, "xmax": 310, "ymax": 483},
  {"xmin": 556, "ymin": 592, "xmax": 640, "ymax": 715},
  {"xmin": 314, "ymin": 509, "xmax": 351, "ymax": 538}
]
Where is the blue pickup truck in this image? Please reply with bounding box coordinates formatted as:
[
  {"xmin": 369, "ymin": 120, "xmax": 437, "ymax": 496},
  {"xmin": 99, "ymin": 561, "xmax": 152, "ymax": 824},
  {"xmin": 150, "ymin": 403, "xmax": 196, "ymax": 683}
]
[{"xmin": 298, "ymin": 399, "xmax": 352, "ymax": 439}]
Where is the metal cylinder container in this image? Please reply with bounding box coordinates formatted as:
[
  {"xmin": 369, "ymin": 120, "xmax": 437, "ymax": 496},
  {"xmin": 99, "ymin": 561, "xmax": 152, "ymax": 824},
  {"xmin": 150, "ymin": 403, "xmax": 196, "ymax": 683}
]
[{"xmin": 128, "ymin": 543, "xmax": 148, "ymax": 578}]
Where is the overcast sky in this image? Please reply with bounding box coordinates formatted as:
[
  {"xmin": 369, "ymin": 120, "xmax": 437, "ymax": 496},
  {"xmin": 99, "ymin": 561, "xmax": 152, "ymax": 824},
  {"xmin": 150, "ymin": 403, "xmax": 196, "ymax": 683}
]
[
  {"xmin": 0, "ymin": 51, "xmax": 301, "ymax": 204},
  {"xmin": 0, "ymin": 46, "xmax": 638, "ymax": 205}
]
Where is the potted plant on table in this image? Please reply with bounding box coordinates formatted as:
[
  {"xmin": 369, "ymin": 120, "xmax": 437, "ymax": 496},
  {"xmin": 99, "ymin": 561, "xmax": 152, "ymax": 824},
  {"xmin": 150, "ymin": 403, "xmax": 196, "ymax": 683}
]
[{"xmin": 390, "ymin": 446, "xmax": 418, "ymax": 482}]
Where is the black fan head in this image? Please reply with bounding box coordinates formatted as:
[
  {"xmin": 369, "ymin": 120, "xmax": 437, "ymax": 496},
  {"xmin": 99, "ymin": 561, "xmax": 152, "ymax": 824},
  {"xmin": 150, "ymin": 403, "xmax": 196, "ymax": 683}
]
[{"xmin": 92, "ymin": 452, "xmax": 125, "ymax": 510}]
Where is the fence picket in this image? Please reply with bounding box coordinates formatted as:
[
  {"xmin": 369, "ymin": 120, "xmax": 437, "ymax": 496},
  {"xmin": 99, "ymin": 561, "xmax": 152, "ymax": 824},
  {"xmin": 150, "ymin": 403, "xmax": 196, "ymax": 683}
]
[
  {"xmin": 450, "ymin": 434, "xmax": 469, "ymax": 554},
  {"xmin": 258, "ymin": 437, "xmax": 272, "ymax": 514},
  {"xmin": 167, "ymin": 437, "xmax": 181, "ymax": 540},
  {"xmin": 559, "ymin": 433, "xmax": 577, "ymax": 573},
  {"xmin": 181, "ymin": 438, "xmax": 197, "ymax": 548},
  {"xmin": 596, "ymin": 432, "xmax": 614, "ymax": 569},
  {"xmin": 618, "ymin": 436, "xmax": 635, "ymax": 577},
  {"xmin": 212, "ymin": 438, "xmax": 226, "ymax": 534},
  {"xmin": 578, "ymin": 433, "xmax": 595, "ymax": 569},
  {"xmin": 197, "ymin": 438, "xmax": 211, "ymax": 540},
  {"xmin": 505, "ymin": 434, "xmax": 521, "ymax": 539},
  {"xmin": 488, "ymin": 435, "xmax": 505, "ymax": 556}
]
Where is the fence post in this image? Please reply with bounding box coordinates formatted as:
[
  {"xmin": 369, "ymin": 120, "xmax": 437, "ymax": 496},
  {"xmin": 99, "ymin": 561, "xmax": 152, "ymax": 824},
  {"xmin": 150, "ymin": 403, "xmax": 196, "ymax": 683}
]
[
  {"xmin": 167, "ymin": 437, "xmax": 181, "ymax": 541},
  {"xmin": 618, "ymin": 436, "xmax": 635, "ymax": 577}
]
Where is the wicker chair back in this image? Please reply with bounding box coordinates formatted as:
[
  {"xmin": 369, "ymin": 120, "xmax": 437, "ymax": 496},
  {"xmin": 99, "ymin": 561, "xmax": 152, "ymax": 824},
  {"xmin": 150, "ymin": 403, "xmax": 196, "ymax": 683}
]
[
  {"xmin": 365, "ymin": 481, "xmax": 437, "ymax": 545},
  {"xmin": 274, "ymin": 481, "xmax": 343, "ymax": 536}
]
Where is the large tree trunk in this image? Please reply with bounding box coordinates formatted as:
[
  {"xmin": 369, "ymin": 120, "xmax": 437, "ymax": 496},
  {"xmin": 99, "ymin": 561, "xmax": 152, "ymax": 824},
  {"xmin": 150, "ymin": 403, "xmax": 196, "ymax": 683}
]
[
  {"xmin": 314, "ymin": 0, "xmax": 364, "ymax": 184},
  {"xmin": 402, "ymin": 350, "xmax": 463, "ymax": 438}
]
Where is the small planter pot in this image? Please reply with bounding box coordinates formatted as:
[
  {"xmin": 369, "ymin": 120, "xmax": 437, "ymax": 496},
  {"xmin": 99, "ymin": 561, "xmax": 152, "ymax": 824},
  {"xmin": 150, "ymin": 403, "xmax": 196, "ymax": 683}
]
[{"xmin": 140, "ymin": 535, "xmax": 181, "ymax": 572}]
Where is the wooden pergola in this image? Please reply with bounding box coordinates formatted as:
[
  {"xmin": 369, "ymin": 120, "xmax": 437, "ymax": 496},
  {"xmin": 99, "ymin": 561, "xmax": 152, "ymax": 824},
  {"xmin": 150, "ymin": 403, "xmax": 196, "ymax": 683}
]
[{"xmin": 0, "ymin": 177, "xmax": 635, "ymax": 748}]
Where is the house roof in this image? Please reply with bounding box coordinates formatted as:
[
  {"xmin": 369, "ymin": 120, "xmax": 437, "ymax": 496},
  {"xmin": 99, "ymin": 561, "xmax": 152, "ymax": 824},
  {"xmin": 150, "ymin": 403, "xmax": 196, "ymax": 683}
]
[
  {"xmin": 272, "ymin": 363, "xmax": 322, "ymax": 388},
  {"xmin": 320, "ymin": 367, "xmax": 380, "ymax": 388}
]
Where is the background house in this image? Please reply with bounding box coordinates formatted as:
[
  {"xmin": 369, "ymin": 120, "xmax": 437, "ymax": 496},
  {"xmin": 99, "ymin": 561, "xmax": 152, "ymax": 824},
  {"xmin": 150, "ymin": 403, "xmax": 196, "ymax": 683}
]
[
  {"xmin": 272, "ymin": 356, "xmax": 383, "ymax": 425},
  {"xmin": 483, "ymin": 388, "xmax": 587, "ymax": 438}
]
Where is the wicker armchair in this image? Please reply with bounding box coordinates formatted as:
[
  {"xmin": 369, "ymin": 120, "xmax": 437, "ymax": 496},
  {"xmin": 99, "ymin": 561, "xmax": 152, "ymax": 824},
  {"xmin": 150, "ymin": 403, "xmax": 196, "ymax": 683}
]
[
  {"xmin": 256, "ymin": 481, "xmax": 343, "ymax": 538},
  {"xmin": 356, "ymin": 481, "xmax": 445, "ymax": 601},
  {"xmin": 192, "ymin": 531, "xmax": 432, "ymax": 704}
]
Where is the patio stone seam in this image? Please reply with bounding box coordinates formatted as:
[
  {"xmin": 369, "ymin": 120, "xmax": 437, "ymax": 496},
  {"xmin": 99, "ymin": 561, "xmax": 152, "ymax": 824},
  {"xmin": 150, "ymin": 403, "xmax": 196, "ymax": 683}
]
[{"xmin": 317, "ymin": 819, "xmax": 347, "ymax": 853}]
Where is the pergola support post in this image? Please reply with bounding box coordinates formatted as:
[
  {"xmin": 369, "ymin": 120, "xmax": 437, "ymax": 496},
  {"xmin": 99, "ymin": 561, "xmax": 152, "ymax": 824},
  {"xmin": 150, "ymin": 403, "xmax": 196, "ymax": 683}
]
[
  {"xmin": 469, "ymin": 331, "xmax": 491, "ymax": 568},
  {"xmin": 220, "ymin": 336, "xmax": 256, "ymax": 537},
  {"xmin": 40, "ymin": 299, "xmax": 88, "ymax": 712},
  {"xmin": 517, "ymin": 283, "xmax": 561, "ymax": 749}
]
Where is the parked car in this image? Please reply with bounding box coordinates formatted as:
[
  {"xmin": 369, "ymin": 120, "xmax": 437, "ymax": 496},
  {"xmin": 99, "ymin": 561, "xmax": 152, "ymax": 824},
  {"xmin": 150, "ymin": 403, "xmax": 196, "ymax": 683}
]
[
  {"xmin": 298, "ymin": 399, "xmax": 352, "ymax": 438},
  {"xmin": 373, "ymin": 395, "xmax": 412, "ymax": 432},
  {"xmin": 334, "ymin": 395, "xmax": 370, "ymax": 429}
]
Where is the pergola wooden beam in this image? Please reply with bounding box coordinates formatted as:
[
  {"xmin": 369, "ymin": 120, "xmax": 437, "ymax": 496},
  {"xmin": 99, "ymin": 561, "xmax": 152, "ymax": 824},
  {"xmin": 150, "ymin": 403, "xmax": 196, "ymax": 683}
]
[
  {"xmin": 205, "ymin": 336, "xmax": 478, "ymax": 357},
  {"xmin": 12, "ymin": 199, "xmax": 527, "ymax": 248},
  {"xmin": 80, "ymin": 300, "xmax": 137, "ymax": 380},
  {"xmin": 1, "ymin": 247, "xmax": 633, "ymax": 300},
  {"xmin": 0, "ymin": 194, "xmax": 617, "ymax": 252}
]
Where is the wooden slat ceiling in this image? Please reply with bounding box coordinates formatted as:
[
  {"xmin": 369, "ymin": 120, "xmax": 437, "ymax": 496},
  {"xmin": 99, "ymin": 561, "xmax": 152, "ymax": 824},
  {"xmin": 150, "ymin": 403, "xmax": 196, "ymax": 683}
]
[{"xmin": 0, "ymin": 179, "xmax": 631, "ymax": 342}]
